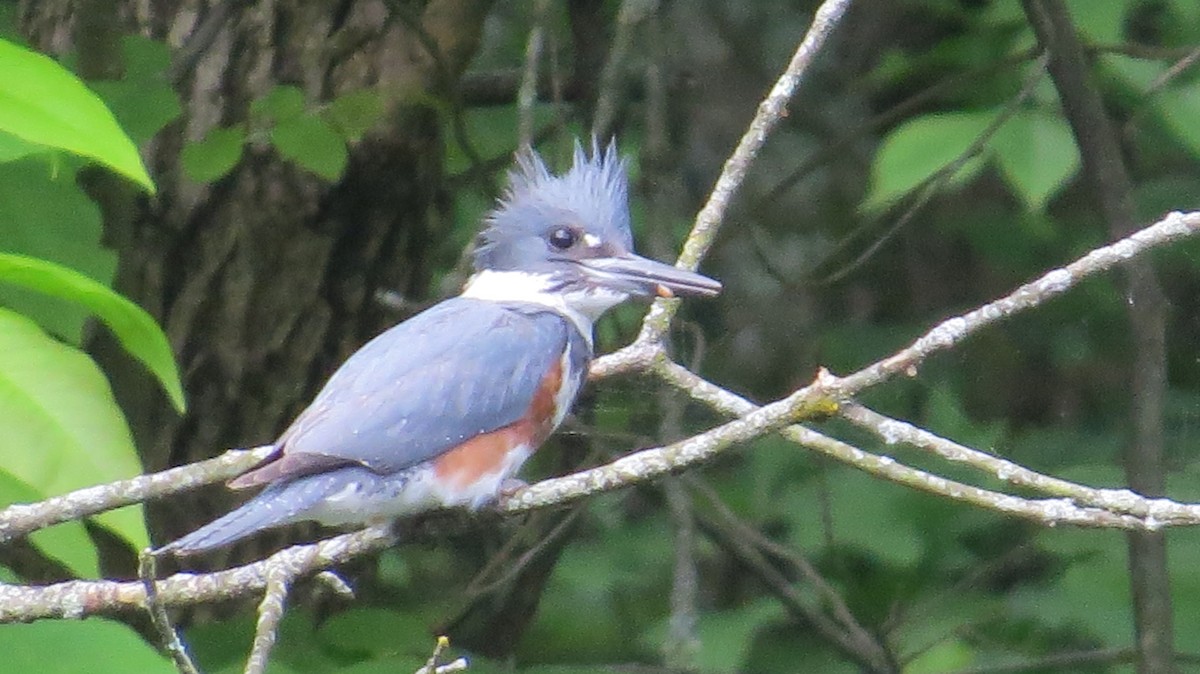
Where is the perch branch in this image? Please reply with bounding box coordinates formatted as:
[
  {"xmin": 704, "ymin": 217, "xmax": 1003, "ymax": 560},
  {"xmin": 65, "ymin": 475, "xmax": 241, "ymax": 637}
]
[
  {"xmin": 1, "ymin": 212, "xmax": 1199, "ymax": 626},
  {"xmin": 0, "ymin": 525, "xmax": 394, "ymax": 623},
  {"xmin": 0, "ymin": 446, "xmax": 273, "ymax": 544}
]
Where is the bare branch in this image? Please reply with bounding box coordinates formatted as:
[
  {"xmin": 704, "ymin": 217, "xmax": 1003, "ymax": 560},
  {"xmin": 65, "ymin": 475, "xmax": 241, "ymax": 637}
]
[
  {"xmin": 418, "ymin": 636, "xmax": 462, "ymax": 674},
  {"xmin": 830, "ymin": 211, "xmax": 1200, "ymax": 396},
  {"xmin": 517, "ymin": 0, "xmax": 552, "ymax": 148},
  {"xmin": 1, "ymin": 210, "xmax": 1199, "ymax": 626},
  {"xmin": 244, "ymin": 560, "xmax": 292, "ymax": 674},
  {"xmin": 0, "ymin": 525, "xmax": 393, "ymax": 624},
  {"xmin": 592, "ymin": 0, "xmax": 654, "ymax": 138},
  {"xmin": 313, "ymin": 570, "xmax": 355, "ymax": 600},
  {"xmin": 840, "ymin": 404, "xmax": 1200, "ymax": 525},
  {"xmin": 0, "ymin": 446, "xmax": 272, "ymax": 544},
  {"xmin": 139, "ymin": 553, "xmax": 201, "ymax": 674},
  {"xmin": 688, "ymin": 476, "xmax": 895, "ymax": 672},
  {"xmin": 662, "ymin": 480, "xmax": 700, "ymax": 670},
  {"xmin": 7, "ymin": 4, "xmax": 1200, "ymax": 651},
  {"xmin": 594, "ymin": 0, "xmax": 854, "ymax": 373},
  {"xmin": 657, "ymin": 360, "xmax": 1151, "ymax": 528}
]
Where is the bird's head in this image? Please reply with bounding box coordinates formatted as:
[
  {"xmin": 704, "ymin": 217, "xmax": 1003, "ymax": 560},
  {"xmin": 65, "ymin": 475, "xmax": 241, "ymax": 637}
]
[{"xmin": 469, "ymin": 140, "xmax": 721, "ymax": 321}]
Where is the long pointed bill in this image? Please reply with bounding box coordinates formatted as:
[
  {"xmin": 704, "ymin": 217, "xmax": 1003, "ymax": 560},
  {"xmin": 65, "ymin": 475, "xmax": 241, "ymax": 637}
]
[{"xmin": 577, "ymin": 253, "xmax": 722, "ymax": 298}]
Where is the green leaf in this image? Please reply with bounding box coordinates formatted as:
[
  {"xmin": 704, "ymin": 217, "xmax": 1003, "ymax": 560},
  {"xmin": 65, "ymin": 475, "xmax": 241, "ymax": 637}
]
[
  {"xmin": 119, "ymin": 34, "xmax": 173, "ymax": 80},
  {"xmin": 0, "ymin": 157, "xmax": 115, "ymax": 343},
  {"xmin": 924, "ymin": 384, "xmax": 1007, "ymax": 451},
  {"xmin": 271, "ymin": 114, "xmax": 348, "ymax": 181},
  {"xmin": 865, "ymin": 111, "xmax": 994, "ymax": 210},
  {"xmin": 253, "ymin": 85, "xmax": 307, "ymax": 123},
  {"xmin": 0, "ymin": 253, "xmax": 184, "ymax": 412},
  {"xmin": 0, "ymin": 469, "xmax": 98, "ymax": 577},
  {"xmin": 1167, "ymin": 529, "xmax": 1200, "ymax": 653},
  {"xmin": 905, "ymin": 639, "xmax": 976, "ymax": 673},
  {"xmin": 0, "ymin": 308, "xmax": 148, "ymax": 550},
  {"xmin": 0, "ymin": 618, "xmax": 172, "ymax": 673},
  {"xmin": 1012, "ymin": 529, "xmax": 1132, "ymax": 645},
  {"xmin": 89, "ymin": 77, "xmax": 181, "ymax": 148},
  {"xmin": 0, "ymin": 38, "xmax": 154, "ymax": 192},
  {"xmin": 318, "ymin": 607, "xmax": 433, "ymax": 661},
  {"xmin": 88, "ymin": 36, "xmax": 182, "ymax": 145},
  {"xmin": 1157, "ymin": 82, "xmax": 1200, "ymax": 160},
  {"xmin": 0, "ymin": 130, "xmax": 43, "ymax": 163},
  {"xmin": 991, "ymin": 110, "xmax": 1079, "ymax": 210},
  {"xmin": 181, "ymin": 127, "xmax": 246, "ymax": 183},
  {"xmin": 642, "ymin": 599, "xmax": 784, "ymax": 673},
  {"xmin": 782, "ymin": 466, "xmax": 925, "ymax": 567},
  {"xmin": 1063, "ymin": 0, "xmax": 1126, "ymax": 43},
  {"xmin": 324, "ymin": 90, "xmax": 384, "ymax": 141}
]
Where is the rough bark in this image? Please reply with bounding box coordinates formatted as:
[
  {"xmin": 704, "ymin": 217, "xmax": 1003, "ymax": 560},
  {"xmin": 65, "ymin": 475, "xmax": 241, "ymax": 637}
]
[{"xmin": 19, "ymin": 0, "xmax": 491, "ymax": 566}]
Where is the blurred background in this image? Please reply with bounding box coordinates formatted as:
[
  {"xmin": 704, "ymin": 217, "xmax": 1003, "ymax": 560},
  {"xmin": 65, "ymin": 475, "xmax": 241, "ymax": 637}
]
[{"xmin": 3, "ymin": 0, "xmax": 1200, "ymax": 672}]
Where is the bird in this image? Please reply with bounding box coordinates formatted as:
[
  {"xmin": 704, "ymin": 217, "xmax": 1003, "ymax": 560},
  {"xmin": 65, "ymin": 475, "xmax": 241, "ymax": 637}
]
[{"xmin": 158, "ymin": 140, "xmax": 721, "ymax": 556}]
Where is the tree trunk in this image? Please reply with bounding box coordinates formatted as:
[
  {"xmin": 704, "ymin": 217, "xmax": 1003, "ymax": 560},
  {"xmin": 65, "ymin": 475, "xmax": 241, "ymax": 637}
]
[{"xmin": 19, "ymin": 0, "xmax": 491, "ymax": 565}]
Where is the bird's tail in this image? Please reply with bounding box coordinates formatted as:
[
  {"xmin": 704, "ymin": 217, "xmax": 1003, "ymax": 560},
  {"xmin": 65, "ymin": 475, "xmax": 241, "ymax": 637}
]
[{"xmin": 155, "ymin": 472, "xmax": 346, "ymax": 556}]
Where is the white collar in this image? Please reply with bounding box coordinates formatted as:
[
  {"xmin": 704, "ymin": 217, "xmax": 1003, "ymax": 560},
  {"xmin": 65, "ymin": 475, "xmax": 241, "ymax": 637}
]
[{"xmin": 461, "ymin": 269, "xmax": 630, "ymax": 345}]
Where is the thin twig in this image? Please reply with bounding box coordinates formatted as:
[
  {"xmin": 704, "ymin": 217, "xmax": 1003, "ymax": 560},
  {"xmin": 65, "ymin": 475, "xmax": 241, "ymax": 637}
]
[
  {"xmin": 244, "ymin": 560, "xmax": 293, "ymax": 674},
  {"xmin": 636, "ymin": 0, "xmax": 854, "ymax": 344},
  {"xmin": 592, "ymin": 0, "xmax": 655, "ymax": 138},
  {"xmin": 688, "ymin": 476, "xmax": 895, "ymax": 672},
  {"xmin": 839, "ymin": 403, "xmax": 1186, "ymax": 521},
  {"xmin": 818, "ymin": 52, "xmax": 1048, "ymax": 285},
  {"xmin": 169, "ymin": 0, "xmax": 240, "ymax": 84},
  {"xmin": 517, "ymin": 0, "xmax": 553, "ymax": 148},
  {"xmin": 459, "ymin": 507, "xmax": 583, "ymax": 599},
  {"xmin": 314, "ymin": 570, "xmax": 355, "ymax": 600},
  {"xmin": 651, "ymin": 362, "xmax": 1170, "ymax": 530},
  {"xmin": 588, "ymin": 0, "xmax": 856, "ymax": 381},
  {"xmin": 755, "ymin": 46, "xmax": 1041, "ymax": 220},
  {"xmin": 1024, "ymin": 4, "xmax": 1176, "ymax": 671},
  {"xmin": 418, "ymin": 636, "xmax": 461, "ymax": 674},
  {"xmin": 419, "ymin": 658, "xmax": 469, "ymax": 674},
  {"xmin": 389, "ymin": 0, "xmax": 491, "ymax": 192},
  {"xmin": 826, "ymin": 211, "xmax": 1199, "ymax": 397},
  {"xmin": 686, "ymin": 476, "xmax": 889, "ymax": 666},
  {"xmin": 139, "ymin": 552, "xmax": 201, "ymax": 674}
]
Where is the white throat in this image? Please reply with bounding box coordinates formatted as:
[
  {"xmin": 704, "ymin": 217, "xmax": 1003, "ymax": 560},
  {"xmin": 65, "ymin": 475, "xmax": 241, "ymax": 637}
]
[{"xmin": 461, "ymin": 269, "xmax": 630, "ymax": 343}]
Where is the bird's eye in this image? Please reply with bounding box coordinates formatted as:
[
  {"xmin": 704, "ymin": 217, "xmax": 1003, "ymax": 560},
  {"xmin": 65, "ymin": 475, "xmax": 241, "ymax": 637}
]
[{"xmin": 548, "ymin": 227, "xmax": 577, "ymax": 250}]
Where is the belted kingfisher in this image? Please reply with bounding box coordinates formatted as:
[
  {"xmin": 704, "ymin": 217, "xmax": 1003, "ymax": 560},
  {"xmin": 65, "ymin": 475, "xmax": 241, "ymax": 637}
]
[{"xmin": 160, "ymin": 140, "xmax": 720, "ymax": 555}]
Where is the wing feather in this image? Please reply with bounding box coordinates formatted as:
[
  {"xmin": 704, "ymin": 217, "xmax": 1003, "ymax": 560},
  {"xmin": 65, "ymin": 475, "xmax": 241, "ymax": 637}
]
[{"xmin": 237, "ymin": 298, "xmax": 586, "ymax": 485}]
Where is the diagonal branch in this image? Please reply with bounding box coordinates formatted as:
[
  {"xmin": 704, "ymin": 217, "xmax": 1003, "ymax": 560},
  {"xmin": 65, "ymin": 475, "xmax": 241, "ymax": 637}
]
[
  {"xmin": 839, "ymin": 404, "xmax": 1199, "ymax": 524},
  {"xmin": 593, "ymin": 0, "xmax": 855, "ymax": 377}
]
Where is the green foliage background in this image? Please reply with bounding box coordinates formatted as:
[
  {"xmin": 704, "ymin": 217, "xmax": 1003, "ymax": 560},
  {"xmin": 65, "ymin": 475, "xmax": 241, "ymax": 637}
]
[{"xmin": 3, "ymin": 1, "xmax": 1200, "ymax": 672}]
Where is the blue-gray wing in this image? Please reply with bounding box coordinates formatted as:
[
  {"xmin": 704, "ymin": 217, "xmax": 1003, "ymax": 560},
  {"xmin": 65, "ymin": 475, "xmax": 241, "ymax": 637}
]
[{"xmin": 233, "ymin": 298, "xmax": 588, "ymax": 486}]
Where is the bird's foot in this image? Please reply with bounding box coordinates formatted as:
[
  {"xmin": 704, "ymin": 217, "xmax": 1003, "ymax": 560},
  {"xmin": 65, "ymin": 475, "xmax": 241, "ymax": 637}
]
[{"xmin": 498, "ymin": 478, "xmax": 529, "ymax": 498}]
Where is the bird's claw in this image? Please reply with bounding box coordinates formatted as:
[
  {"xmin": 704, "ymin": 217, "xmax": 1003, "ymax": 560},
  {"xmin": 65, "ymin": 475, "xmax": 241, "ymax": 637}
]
[{"xmin": 498, "ymin": 478, "xmax": 529, "ymax": 498}]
